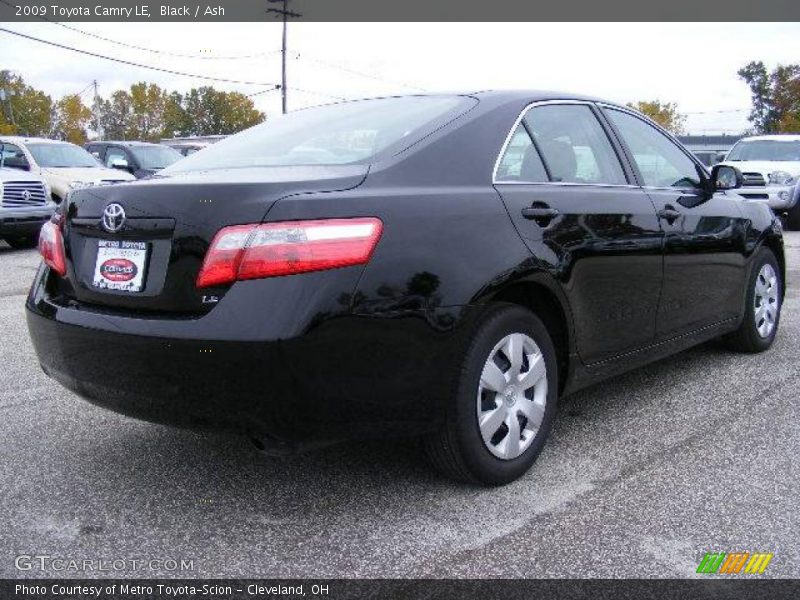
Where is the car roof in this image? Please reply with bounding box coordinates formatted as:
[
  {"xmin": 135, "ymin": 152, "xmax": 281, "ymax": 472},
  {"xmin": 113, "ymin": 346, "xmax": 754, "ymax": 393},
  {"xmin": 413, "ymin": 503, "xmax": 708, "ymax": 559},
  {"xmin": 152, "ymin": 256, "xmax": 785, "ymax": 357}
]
[
  {"xmin": 471, "ymin": 89, "xmax": 606, "ymax": 103},
  {"xmin": 737, "ymin": 134, "xmax": 800, "ymax": 142},
  {"xmin": 328, "ymin": 89, "xmax": 611, "ymax": 107},
  {"xmin": 0, "ymin": 136, "xmax": 76, "ymax": 145},
  {"xmin": 88, "ymin": 140, "xmax": 162, "ymax": 147}
]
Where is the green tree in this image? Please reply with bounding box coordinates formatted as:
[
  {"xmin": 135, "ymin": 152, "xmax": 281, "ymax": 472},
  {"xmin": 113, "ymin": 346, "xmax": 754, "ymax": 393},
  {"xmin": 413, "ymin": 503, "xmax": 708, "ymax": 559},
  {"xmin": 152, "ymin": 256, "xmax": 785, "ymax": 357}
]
[
  {"xmin": 738, "ymin": 61, "xmax": 800, "ymax": 134},
  {"xmin": 99, "ymin": 90, "xmax": 133, "ymax": 140},
  {"xmin": 182, "ymin": 87, "xmax": 264, "ymax": 136},
  {"xmin": 0, "ymin": 70, "xmax": 53, "ymax": 136},
  {"xmin": 128, "ymin": 82, "xmax": 168, "ymax": 141},
  {"xmin": 53, "ymin": 94, "xmax": 92, "ymax": 144},
  {"xmin": 162, "ymin": 91, "xmax": 190, "ymax": 138},
  {"xmin": 626, "ymin": 100, "xmax": 687, "ymax": 134},
  {"xmin": 94, "ymin": 82, "xmax": 264, "ymax": 140}
]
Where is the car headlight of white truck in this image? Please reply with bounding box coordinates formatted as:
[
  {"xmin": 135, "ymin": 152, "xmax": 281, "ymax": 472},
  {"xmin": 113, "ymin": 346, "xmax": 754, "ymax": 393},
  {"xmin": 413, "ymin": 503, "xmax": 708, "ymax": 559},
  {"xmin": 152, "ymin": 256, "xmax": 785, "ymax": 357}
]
[{"xmin": 768, "ymin": 171, "xmax": 795, "ymax": 185}]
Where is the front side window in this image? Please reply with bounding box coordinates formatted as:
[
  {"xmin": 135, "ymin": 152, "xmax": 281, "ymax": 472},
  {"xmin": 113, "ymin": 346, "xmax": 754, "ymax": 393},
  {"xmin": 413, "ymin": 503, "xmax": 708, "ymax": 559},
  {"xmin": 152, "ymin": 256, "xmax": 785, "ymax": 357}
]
[
  {"xmin": 0, "ymin": 143, "xmax": 30, "ymax": 170},
  {"xmin": 605, "ymin": 109, "xmax": 702, "ymax": 189},
  {"xmin": 27, "ymin": 143, "xmax": 101, "ymax": 168},
  {"xmin": 523, "ymin": 104, "xmax": 627, "ymax": 185},
  {"xmin": 727, "ymin": 139, "xmax": 800, "ymax": 162},
  {"xmin": 164, "ymin": 95, "xmax": 472, "ymax": 173}
]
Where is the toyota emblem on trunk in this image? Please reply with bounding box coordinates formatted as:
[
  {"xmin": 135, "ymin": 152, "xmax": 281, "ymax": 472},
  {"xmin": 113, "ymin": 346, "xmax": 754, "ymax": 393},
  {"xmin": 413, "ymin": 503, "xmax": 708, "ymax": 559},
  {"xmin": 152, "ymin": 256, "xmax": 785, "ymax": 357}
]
[{"xmin": 102, "ymin": 203, "xmax": 126, "ymax": 233}]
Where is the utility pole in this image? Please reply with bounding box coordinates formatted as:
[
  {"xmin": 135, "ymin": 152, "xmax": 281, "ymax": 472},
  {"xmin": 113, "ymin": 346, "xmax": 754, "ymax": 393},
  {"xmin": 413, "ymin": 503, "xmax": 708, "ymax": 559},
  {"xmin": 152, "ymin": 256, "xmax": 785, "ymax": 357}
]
[
  {"xmin": 0, "ymin": 88, "xmax": 16, "ymax": 128},
  {"xmin": 267, "ymin": 0, "xmax": 301, "ymax": 114},
  {"xmin": 92, "ymin": 79, "xmax": 103, "ymax": 139}
]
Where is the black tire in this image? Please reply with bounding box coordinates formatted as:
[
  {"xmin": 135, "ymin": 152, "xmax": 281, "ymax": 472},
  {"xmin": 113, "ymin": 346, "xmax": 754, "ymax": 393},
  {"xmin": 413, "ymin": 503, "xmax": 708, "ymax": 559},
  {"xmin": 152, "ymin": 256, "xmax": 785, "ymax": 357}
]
[
  {"xmin": 4, "ymin": 235, "xmax": 38, "ymax": 249},
  {"xmin": 424, "ymin": 304, "xmax": 558, "ymax": 486},
  {"xmin": 724, "ymin": 248, "xmax": 782, "ymax": 353},
  {"xmin": 787, "ymin": 205, "xmax": 800, "ymax": 231}
]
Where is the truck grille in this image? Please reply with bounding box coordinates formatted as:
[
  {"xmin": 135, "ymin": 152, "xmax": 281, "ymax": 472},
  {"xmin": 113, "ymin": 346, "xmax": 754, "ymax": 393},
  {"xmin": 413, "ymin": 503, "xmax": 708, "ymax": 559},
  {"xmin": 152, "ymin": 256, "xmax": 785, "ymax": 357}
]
[
  {"xmin": 2, "ymin": 181, "xmax": 47, "ymax": 208},
  {"xmin": 742, "ymin": 172, "xmax": 766, "ymax": 187}
]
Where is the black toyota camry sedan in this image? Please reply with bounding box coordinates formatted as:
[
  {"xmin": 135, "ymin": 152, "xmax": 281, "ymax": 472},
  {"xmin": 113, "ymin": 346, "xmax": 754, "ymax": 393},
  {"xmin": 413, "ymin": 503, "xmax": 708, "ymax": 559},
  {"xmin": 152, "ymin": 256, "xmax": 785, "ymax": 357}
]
[{"xmin": 27, "ymin": 91, "xmax": 784, "ymax": 485}]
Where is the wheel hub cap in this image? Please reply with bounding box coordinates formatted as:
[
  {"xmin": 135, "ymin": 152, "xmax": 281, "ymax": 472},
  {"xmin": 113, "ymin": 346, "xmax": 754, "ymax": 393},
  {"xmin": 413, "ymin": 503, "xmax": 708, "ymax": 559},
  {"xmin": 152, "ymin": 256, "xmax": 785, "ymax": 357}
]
[
  {"xmin": 477, "ymin": 332, "xmax": 548, "ymax": 461},
  {"xmin": 754, "ymin": 263, "xmax": 779, "ymax": 339},
  {"xmin": 503, "ymin": 386, "xmax": 517, "ymax": 406}
]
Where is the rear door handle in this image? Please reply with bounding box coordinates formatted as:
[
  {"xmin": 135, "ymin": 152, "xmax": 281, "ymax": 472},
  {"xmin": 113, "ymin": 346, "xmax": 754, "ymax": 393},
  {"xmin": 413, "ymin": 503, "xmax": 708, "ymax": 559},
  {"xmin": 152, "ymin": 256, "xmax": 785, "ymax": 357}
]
[
  {"xmin": 657, "ymin": 208, "xmax": 682, "ymax": 222},
  {"xmin": 521, "ymin": 207, "xmax": 560, "ymax": 221}
]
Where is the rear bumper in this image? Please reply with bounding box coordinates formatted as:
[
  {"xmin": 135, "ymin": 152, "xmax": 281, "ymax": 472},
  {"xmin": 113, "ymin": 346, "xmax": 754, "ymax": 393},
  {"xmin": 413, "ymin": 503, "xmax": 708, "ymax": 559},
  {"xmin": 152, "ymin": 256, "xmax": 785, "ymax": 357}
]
[{"xmin": 26, "ymin": 273, "xmax": 472, "ymax": 444}]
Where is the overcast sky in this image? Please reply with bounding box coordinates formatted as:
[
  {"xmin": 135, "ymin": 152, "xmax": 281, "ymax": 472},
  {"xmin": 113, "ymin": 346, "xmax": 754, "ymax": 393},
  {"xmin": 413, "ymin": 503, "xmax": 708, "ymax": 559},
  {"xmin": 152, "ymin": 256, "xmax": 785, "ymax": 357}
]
[{"xmin": 1, "ymin": 22, "xmax": 798, "ymax": 134}]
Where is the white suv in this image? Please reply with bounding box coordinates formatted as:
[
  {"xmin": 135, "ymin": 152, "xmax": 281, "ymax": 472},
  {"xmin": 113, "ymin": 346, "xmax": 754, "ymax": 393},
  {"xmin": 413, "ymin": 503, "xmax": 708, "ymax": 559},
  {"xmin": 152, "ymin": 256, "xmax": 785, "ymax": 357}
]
[
  {"xmin": 718, "ymin": 135, "xmax": 800, "ymax": 229},
  {"xmin": 0, "ymin": 165, "xmax": 55, "ymax": 248},
  {"xmin": 0, "ymin": 136, "xmax": 135, "ymax": 204}
]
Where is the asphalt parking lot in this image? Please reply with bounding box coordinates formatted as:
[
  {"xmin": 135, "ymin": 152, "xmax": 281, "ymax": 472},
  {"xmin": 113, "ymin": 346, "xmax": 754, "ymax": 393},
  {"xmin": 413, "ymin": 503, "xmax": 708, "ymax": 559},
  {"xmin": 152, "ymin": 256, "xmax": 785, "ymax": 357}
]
[{"xmin": 1, "ymin": 234, "xmax": 798, "ymax": 579}]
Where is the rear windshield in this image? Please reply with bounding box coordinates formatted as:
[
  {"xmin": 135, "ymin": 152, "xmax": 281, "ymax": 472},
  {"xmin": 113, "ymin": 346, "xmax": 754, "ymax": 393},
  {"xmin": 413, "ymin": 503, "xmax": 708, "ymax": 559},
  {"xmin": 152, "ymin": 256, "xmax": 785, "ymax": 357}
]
[
  {"xmin": 130, "ymin": 145, "xmax": 183, "ymax": 170},
  {"xmin": 727, "ymin": 140, "xmax": 800, "ymax": 162},
  {"xmin": 163, "ymin": 96, "xmax": 470, "ymax": 172}
]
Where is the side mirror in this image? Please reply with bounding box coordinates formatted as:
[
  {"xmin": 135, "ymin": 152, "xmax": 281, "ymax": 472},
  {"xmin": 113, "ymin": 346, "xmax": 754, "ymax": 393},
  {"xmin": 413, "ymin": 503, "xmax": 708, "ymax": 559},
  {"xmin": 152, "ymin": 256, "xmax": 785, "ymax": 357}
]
[
  {"xmin": 711, "ymin": 164, "xmax": 743, "ymax": 191},
  {"xmin": 715, "ymin": 152, "xmax": 727, "ymax": 165},
  {"xmin": 110, "ymin": 158, "xmax": 131, "ymax": 172}
]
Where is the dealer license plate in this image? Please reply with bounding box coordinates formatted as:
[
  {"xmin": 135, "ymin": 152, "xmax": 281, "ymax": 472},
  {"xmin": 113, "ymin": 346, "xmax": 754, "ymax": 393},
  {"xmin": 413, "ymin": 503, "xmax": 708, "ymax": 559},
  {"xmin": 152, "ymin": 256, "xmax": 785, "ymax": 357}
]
[{"xmin": 92, "ymin": 240, "xmax": 148, "ymax": 292}]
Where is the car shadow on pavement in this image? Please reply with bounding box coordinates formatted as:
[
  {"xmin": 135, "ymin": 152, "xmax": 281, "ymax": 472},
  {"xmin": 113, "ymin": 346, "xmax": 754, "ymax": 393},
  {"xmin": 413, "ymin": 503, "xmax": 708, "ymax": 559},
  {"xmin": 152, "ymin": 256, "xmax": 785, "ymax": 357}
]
[{"xmin": 76, "ymin": 338, "xmax": 738, "ymax": 498}]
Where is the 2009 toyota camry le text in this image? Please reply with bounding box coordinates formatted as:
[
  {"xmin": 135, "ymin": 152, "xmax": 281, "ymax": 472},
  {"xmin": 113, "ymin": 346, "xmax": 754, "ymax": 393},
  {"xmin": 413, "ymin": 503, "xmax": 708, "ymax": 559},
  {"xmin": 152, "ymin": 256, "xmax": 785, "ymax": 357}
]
[{"xmin": 26, "ymin": 91, "xmax": 785, "ymax": 485}]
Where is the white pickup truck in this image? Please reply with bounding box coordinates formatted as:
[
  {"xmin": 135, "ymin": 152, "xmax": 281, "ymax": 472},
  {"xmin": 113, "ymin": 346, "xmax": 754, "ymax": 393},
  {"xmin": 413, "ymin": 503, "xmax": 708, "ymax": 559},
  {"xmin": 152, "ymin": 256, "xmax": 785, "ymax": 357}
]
[
  {"xmin": 718, "ymin": 135, "xmax": 800, "ymax": 230},
  {"xmin": 0, "ymin": 166, "xmax": 55, "ymax": 248}
]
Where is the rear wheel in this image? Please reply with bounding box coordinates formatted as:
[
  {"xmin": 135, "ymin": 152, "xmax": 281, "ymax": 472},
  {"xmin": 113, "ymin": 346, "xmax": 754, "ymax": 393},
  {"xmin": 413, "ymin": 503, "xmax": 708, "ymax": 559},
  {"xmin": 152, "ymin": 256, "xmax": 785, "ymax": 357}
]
[
  {"xmin": 787, "ymin": 205, "xmax": 800, "ymax": 231},
  {"xmin": 4, "ymin": 235, "xmax": 38, "ymax": 249},
  {"xmin": 724, "ymin": 248, "xmax": 781, "ymax": 353},
  {"xmin": 425, "ymin": 305, "xmax": 558, "ymax": 486}
]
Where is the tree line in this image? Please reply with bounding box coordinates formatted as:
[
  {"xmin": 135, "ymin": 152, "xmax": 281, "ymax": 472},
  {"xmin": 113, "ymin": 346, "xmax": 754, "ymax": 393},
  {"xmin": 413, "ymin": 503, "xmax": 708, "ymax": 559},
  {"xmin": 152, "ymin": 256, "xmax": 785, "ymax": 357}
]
[
  {"xmin": 626, "ymin": 62, "xmax": 799, "ymax": 135},
  {"xmin": 1, "ymin": 62, "xmax": 798, "ymax": 143},
  {"xmin": 0, "ymin": 71, "xmax": 265, "ymax": 144}
]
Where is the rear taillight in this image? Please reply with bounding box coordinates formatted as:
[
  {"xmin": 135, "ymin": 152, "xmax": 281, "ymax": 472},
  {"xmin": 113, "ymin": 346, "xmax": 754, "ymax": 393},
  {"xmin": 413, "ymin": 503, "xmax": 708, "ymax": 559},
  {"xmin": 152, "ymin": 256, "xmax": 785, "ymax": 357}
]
[
  {"xmin": 38, "ymin": 219, "xmax": 66, "ymax": 276},
  {"xmin": 196, "ymin": 217, "xmax": 383, "ymax": 288}
]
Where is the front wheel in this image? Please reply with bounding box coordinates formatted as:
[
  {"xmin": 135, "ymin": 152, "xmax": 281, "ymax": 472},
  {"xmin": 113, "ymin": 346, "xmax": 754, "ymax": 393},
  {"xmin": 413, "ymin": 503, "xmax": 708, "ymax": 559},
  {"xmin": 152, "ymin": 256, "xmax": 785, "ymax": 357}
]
[
  {"xmin": 425, "ymin": 305, "xmax": 558, "ymax": 486},
  {"xmin": 724, "ymin": 248, "xmax": 782, "ymax": 353}
]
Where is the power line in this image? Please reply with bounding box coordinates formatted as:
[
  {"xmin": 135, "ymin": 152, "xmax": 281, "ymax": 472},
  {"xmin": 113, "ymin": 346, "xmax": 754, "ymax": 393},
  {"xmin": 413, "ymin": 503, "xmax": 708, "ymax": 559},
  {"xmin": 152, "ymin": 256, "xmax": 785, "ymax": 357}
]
[
  {"xmin": 53, "ymin": 13, "xmax": 425, "ymax": 94},
  {"xmin": 285, "ymin": 86, "xmax": 348, "ymax": 101},
  {"xmin": 248, "ymin": 85, "xmax": 347, "ymax": 102},
  {"xmin": 51, "ymin": 21, "xmax": 282, "ymax": 61},
  {"xmin": 295, "ymin": 53, "xmax": 428, "ymax": 92},
  {"xmin": 72, "ymin": 82, "xmax": 95, "ymax": 98},
  {"xmin": 0, "ymin": 26, "xmax": 281, "ymax": 88},
  {"xmin": 247, "ymin": 87, "xmax": 283, "ymax": 98},
  {"xmin": 684, "ymin": 108, "xmax": 750, "ymax": 115}
]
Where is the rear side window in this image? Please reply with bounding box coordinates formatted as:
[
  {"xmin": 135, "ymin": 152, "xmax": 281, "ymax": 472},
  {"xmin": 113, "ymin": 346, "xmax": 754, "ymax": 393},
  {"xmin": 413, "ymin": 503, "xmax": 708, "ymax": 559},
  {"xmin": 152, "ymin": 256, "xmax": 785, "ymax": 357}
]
[
  {"xmin": 495, "ymin": 123, "xmax": 548, "ymax": 182},
  {"xmin": 605, "ymin": 108, "xmax": 702, "ymax": 189},
  {"xmin": 524, "ymin": 104, "xmax": 627, "ymax": 185}
]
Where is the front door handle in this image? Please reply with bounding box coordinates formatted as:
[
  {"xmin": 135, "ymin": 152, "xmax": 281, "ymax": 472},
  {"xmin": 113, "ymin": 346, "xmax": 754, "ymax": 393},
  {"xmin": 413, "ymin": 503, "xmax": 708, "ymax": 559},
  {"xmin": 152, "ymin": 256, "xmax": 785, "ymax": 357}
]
[
  {"xmin": 657, "ymin": 207, "xmax": 682, "ymax": 222},
  {"xmin": 521, "ymin": 206, "xmax": 560, "ymax": 221}
]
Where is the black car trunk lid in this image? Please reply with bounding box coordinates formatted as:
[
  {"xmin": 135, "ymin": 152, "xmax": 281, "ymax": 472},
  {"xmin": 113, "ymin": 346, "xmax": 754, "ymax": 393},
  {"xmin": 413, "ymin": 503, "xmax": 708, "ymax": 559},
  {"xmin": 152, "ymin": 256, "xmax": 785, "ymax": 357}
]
[{"xmin": 55, "ymin": 166, "xmax": 367, "ymax": 314}]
